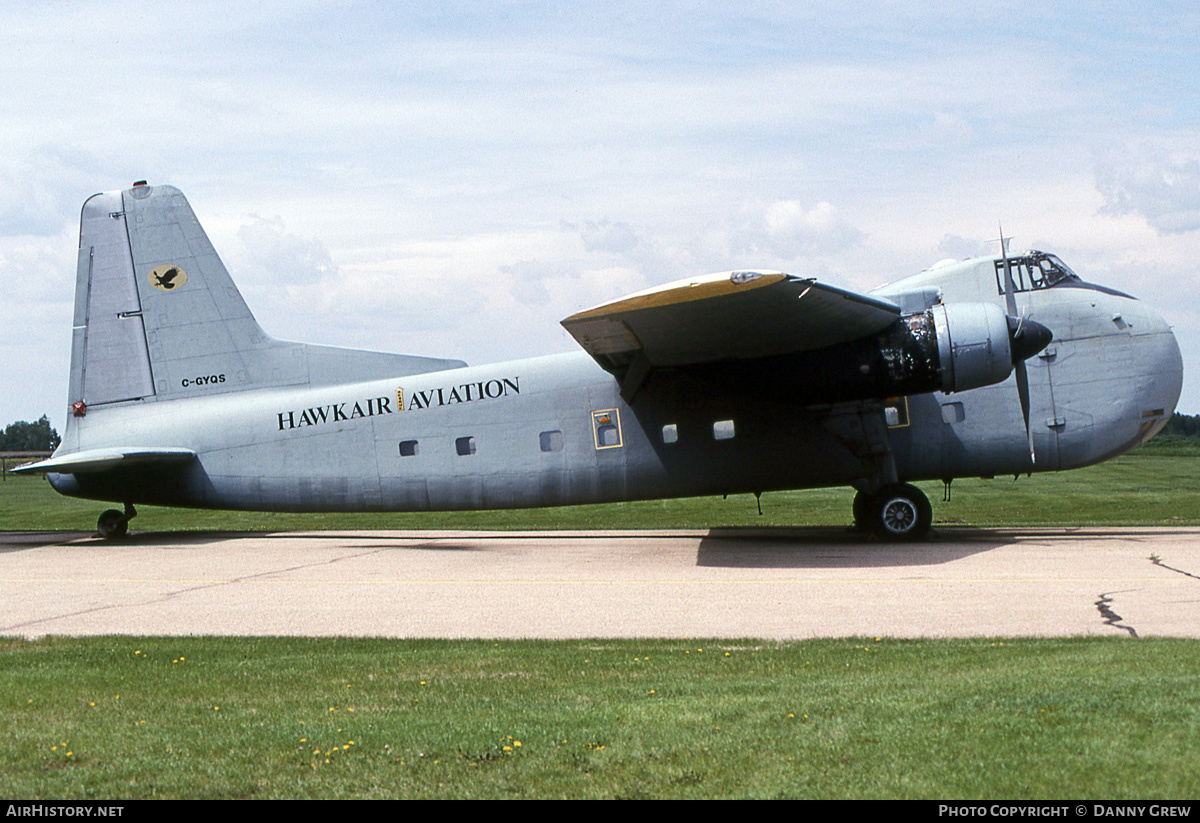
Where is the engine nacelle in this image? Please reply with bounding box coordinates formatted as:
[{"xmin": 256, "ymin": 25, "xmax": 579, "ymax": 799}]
[
  {"xmin": 929, "ymin": 302, "xmax": 1014, "ymax": 393},
  {"xmin": 688, "ymin": 300, "xmax": 1034, "ymax": 406}
]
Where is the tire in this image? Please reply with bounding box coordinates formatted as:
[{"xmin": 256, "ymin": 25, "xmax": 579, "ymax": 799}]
[
  {"xmin": 97, "ymin": 509, "xmax": 128, "ymax": 539},
  {"xmin": 869, "ymin": 484, "xmax": 932, "ymax": 540}
]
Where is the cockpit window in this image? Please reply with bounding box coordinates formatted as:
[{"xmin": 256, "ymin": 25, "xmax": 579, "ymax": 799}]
[{"xmin": 995, "ymin": 251, "xmax": 1081, "ymax": 295}]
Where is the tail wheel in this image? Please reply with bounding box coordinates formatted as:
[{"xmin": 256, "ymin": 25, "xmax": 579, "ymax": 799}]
[
  {"xmin": 97, "ymin": 509, "xmax": 128, "ymax": 539},
  {"xmin": 870, "ymin": 484, "xmax": 932, "ymax": 540}
]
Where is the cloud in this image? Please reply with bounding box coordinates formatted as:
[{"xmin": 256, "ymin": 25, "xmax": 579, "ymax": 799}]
[
  {"xmin": 502, "ymin": 259, "xmax": 575, "ymax": 305},
  {"xmin": 1095, "ymin": 147, "xmax": 1200, "ymax": 234},
  {"xmin": 0, "ymin": 145, "xmax": 106, "ymax": 236},
  {"xmin": 936, "ymin": 234, "xmax": 993, "ymax": 260},
  {"xmin": 758, "ymin": 200, "xmax": 865, "ymax": 258},
  {"xmin": 236, "ymin": 215, "xmax": 337, "ymax": 286},
  {"xmin": 579, "ymin": 219, "xmax": 643, "ymax": 256}
]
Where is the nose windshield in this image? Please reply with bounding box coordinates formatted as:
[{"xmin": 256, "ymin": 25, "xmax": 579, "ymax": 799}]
[{"xmin": 995, "ymin": 251, "xmax": 1080, "ymax": 296}]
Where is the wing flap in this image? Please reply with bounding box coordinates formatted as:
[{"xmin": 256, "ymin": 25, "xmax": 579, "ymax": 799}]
[
  {"xmin": 561, "ymin": 270, "xmax": 901, "ymax": 371},
  {"xmin": 10, "ymin": 447, "xmax": 197, "ymax": 475}
]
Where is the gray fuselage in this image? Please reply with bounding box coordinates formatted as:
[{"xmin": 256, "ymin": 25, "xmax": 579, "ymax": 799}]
[{"xmin": 50, "ymin": 257, "xmax": 1183, "ymax": 513}]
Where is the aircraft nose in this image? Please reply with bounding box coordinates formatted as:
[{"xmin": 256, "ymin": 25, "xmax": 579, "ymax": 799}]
[
  {"xmin": 1140, "ymin": 304, "xmax": 1184, "ymax": 424},
  {"xmin": 1108, "ymin": 295, "xmax": 1183, "ymax": 444},
  {"xmin": 1047, "ymin": 291, "xmax": 1183, "ymax": 469}
]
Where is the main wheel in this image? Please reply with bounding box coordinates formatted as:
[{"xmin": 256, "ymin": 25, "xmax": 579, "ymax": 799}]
[
  {"xmin": 97, "ymin": 509, "xmax": 128, "ymax": 539},
  {"xmin": 869, "ymin": 484, "xmax": 932, "ymax": 540}
]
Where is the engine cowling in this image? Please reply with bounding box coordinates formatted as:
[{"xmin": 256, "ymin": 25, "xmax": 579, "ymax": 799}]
[
  {"xmin": 687, "ymin": 301, "xmax": 1050, "ymax": 406},
  {"xmin": 929, "ymin": 302, "xmax": 1014, "ymax": 393}
]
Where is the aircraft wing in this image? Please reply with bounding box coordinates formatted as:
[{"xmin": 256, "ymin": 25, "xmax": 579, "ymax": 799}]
[
  {"xmin": 10, "ymin": 447, "xmax": 197, "ymax": 474},
  {"xmin": 561, "ymin": 270, "xmax": 902, "ymax": 373}
]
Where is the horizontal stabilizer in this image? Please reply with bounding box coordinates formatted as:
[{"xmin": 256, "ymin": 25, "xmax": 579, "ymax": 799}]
[
  {"xmin": 561, "ymin": 270, "xmax": 901, "ymax": 373},
  {"xmin": 10, "ymin": 447, "xmax": 197, "ymax": 475}
]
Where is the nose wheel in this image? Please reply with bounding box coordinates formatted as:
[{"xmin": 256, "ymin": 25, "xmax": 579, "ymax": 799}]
[
  {"xmin": 97, "ymin": 503, "xmax": 137, "ymax": 540},
  {"xmin": 853, "ymin": 484, "xmax": 932, "ymax": 540}
]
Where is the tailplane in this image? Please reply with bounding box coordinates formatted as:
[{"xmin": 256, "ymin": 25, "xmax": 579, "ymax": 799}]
[{"xmin": 69, "ymin": 182, "xmax": 464, "ymax": 417}]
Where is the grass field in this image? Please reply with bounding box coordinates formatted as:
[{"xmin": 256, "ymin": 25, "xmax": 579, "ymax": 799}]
[
  {"xmin": 2, "ymin": 636, "xmax": 1198, "ymax": 799},
  {"xmin": 2, "ymin": 438, "xmax": 1197, "ymax": 799},
  {"xmin": 2, "ymin": 437, "xmax": 1198, "ymax": 533}
]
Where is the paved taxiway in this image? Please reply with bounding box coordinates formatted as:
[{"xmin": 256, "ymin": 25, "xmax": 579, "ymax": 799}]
[{"xmin": 1, "ymin": 527, "xmax": 1198, "ymax": 639}]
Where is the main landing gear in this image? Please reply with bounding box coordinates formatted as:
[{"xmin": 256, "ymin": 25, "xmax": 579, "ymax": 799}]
[
  {"xmin": 97, "ymin": 503, "xmax": 137, "ymax": 540},
  {"xmin": 853, "ymin": 483, "xmax": 932, "ymax": 540}
]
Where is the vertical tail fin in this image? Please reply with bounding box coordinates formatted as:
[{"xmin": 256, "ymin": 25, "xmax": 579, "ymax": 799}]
[{"xmin": 68, "ymin": 183, "xmax": 464, "ymax": 419}]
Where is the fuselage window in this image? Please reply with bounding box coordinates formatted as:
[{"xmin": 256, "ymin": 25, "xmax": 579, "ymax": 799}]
[
  {"xmin": 884, "ymin": 396, "xmax": 909, "ymax": 428},
  {"xmin": 941, "ymin": 402, "xmax": 965, "ymax": 424},
  {"xmin": 592, "ymin": 409, "xmax": 623, "ymax": 450},
  {"xmin": 662, "ymin": 423, "xmax": 678, "ymax": 444},
  {"xmin": 399, "ymin": 439, "xmax": 419, "ymax": 457},
  {"xmin": 713, "ymin": 420, "xmax": 735, "ymax": 440},
  {"xmin": 540, "ymin": 430, "xmax": 563, "ymax": 452},
  {"xmin": 455, "ymin": 436, "xmax": 477, "ymax": 456}
]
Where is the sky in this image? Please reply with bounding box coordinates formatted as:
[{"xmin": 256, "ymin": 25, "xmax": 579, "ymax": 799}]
[{"xmin": 3, "ymin": 1, "xmax": 1199, "ymax": 434}]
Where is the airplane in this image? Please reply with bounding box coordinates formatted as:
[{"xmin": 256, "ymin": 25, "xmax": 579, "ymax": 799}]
[{"xmin": 14, "ymin": 182, "xmax": 1184, "ymax": 540}]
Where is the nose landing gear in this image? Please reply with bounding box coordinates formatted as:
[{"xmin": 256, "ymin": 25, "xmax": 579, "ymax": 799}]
[{"xmin": 97, "ymin": 503, "xmax": 137, "ymax": 540}]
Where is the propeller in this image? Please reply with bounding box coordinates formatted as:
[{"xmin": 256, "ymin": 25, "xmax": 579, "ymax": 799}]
[{"xmin": 997, "ymin": 224, "xmax": 1053, "ymax": 465}]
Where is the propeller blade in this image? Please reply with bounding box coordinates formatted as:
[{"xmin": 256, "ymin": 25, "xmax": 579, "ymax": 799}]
[
  {"xmin": 998, "ymin": 222, "xmax": 1041, "ymax": 465},
  {"xmin": 999, "ymin": 222, "xmax": 1018, "ymax": 318},
  {"xmin": 1015, "ymin": 359, "xmax": 1035, "ymax": 464}
]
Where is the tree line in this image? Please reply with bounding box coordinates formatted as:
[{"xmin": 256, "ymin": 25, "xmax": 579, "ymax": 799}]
[
  {"xmin": 0, "ymin": 416, "xmax": 61, "ymax": 451},
  {"xmin": 1161, "ymin": 411, "xmax": 1200, "ymax": 438}
]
